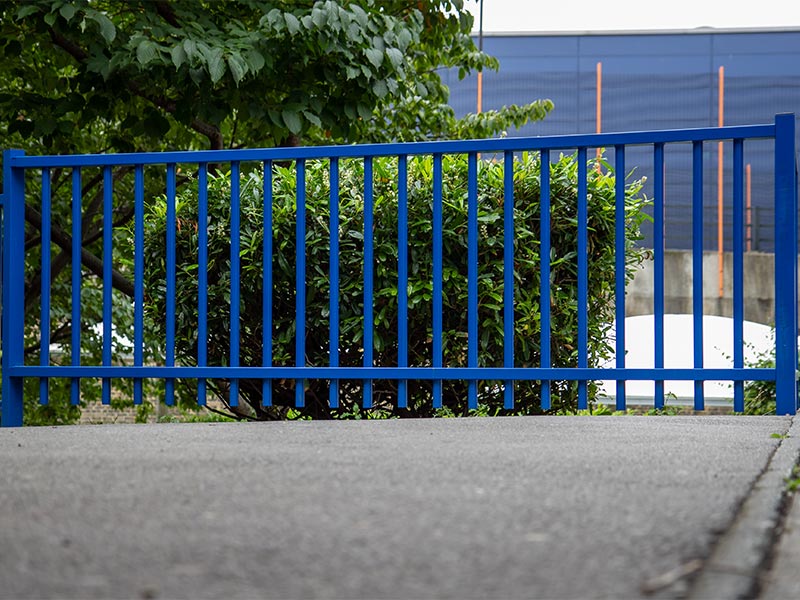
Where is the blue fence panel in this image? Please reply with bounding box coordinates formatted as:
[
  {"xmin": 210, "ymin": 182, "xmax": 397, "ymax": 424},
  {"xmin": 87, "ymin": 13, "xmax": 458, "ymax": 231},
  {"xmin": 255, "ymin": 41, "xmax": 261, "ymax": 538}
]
[{"xmin": 1, "ymin": 116, "xmax": 797, "ymax": 426}]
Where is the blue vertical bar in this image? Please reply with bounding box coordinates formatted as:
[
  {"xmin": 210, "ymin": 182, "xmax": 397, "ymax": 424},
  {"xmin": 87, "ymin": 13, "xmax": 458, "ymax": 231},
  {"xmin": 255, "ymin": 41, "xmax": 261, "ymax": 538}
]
[
  {"xmin": 467, "ymin": 152, "xmax": 479, "ymax": 410},
  {"xmin": 229, "ymin": 162, "xmax": 240, "ymax": 408},
  {"xmin": 614, "ymin": 146, "xmax": 626, "ymax": 411},
  {"xmin": 732, "ymin": 140, "xmax": 745, "ymax": 412},
  {"xmin": 692, "ymin": 142, "xmax": 705, "ymax": 411},
  {"xmin": 432, "ymin": 154, "xmax": 444, "ymax": 409},
  {"xmin": 363, "ymin": 158, "xmax": 374, "ymax": 409},
  {"xmin": 653, "ymin": 144, "xmax": 665, "ymax": 409},
  {"xmin": 133, "ymin": 165, "xmax": 144, "ymax": 406},
  {"xmin": 503, "ymin": 150, "xmax": 514, "ymax": 410},
  {"xmin": 1, "ymin": 150, "xmax": 25, "ymax": 427},
  {"xmin": 540, "ymin": 150, "xmax": 552, "ymax": 411},
  {"xmin": 40, "ymin": 169, "xmax": 51, "ymax": 406},
  {"xmin": 774, "ymin": 113, "xmax": 797, "ymax": 416},
  {"xmin": 71, "ymin": 168, "xmax": 82, "ymax": 406},
  {"xmin": 102, "ymin": 167, "xmax": 113, "ymax": 406},
  {"xmin": 577, "ymin": 148, "xmax": 588, "ymax": 410},
  {"xmin": 397, "ymin": 155, "xmax": 409, "ymax": 409},
  {"xmin": 262, "ymin": 161, "xmax": 273, "ymax": 407},
  {"xmin": 165, "ymin": 164, "xmax": 176, "ymax": 407},
  {"xmin": 197, "ymin": 164, "xmax": 209, "ymax": 406},
  {"xmin": 329, "ymin": 159, "xmax": 340, "ymax": 409},
  {"xmin": 295, "ymin": 160, "xmax": 306, "ymax": 408}
]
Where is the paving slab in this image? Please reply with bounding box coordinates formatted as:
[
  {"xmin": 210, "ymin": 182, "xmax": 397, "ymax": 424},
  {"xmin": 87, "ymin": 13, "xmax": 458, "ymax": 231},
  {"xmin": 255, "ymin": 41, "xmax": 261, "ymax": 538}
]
[
  {"xmin": 0, "ymin": 416, "xmax": 792, "ymax": 599},
  {"xmin": 687, "ymin": 414, "xmax": 800, "ymax": 599},
  {"xmin": 756, "ymin": 418, "xmax": 800, "ymax": 600},
  {"xmin": 760, "ymin": 490, "xmax": 800, "ymax": 599}
]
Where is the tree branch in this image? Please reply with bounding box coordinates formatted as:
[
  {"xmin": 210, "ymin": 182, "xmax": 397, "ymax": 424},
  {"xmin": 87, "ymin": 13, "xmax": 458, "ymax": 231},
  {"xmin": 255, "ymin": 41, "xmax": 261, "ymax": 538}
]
[
  {"xmin": 84, "ymin": 201, "xmax": 135, "ymax": 248},
  {"xmin": 47, "ymin": 26, "xmax": 224, "ymax": 149},
  {"xmin": 154, "ymin": 1, "xmax": 180, "ymax": 28},
  {"xmin": 48, "ymin": 27, "xmax": 88, "ymax": 61},
  {"xmin": 126, "ymin": 82, "xmax": 224, "ymax": 149},
  {"xmin": 25, "ymin": 204, "xmax": 135, "ymax": 298}
]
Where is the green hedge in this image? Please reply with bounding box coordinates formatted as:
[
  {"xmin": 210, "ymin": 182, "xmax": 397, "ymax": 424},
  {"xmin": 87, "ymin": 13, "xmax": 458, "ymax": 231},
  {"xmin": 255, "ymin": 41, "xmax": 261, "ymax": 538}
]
[{"xmin": 143, "ymin": 152, "xmax": 649, "ymax": 419}]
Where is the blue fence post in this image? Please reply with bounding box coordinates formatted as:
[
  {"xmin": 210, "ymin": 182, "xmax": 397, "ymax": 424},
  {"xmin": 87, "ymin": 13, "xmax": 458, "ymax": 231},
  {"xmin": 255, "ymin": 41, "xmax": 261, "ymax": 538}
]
[
  {"xmin": 774, "ymin": 113, "xmax": 798, "ymax": 415},
  {"xmin": 2, "ymin": 150, "xmax": 25, "ymax": 427}
]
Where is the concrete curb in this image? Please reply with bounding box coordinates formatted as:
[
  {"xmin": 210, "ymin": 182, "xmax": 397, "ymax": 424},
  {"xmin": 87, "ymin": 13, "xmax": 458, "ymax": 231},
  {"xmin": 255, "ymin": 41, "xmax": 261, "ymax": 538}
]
[{"xmin": 687, "ymin": 413, "xmax": 800, "ymax": 599}]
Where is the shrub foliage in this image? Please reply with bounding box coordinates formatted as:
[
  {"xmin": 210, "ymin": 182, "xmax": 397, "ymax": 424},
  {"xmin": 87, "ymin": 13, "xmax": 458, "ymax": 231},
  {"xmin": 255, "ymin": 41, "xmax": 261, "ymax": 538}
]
[{"xmin": 143, "ymin": 152, "xmax": 649, "ymax": 419}]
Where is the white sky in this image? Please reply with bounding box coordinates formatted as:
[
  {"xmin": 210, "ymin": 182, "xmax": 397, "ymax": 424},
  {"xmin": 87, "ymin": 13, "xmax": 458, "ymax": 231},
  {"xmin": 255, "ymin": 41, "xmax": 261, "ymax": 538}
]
[{"xmin": 465, "ymin": 0, "xmax": 800, "ymax": 33}]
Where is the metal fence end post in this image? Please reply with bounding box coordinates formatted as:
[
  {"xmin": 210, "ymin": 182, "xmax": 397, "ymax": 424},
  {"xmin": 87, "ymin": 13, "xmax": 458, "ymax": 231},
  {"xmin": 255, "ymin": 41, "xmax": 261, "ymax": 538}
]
[
  {"xmin": 2, "ymin": 150, "xmax": 26, "ymax": 427},
  {"xmin": 774, "ymin": 114, "xmax": 798, "ymax": 415}
]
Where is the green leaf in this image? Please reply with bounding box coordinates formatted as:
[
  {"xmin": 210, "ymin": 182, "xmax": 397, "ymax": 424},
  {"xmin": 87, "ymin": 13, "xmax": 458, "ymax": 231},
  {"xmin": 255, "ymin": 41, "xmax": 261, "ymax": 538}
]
[
  {"xmin": 302, "ymin": 111, "xmax": 321, "ymax": 128},
  {"xmin": 59, "ymin": 4, "xmax": 76, "ymax": 22},
  {"xmin": 372, "ymin": 80, "xmax": 388, "ymax": 98},
  {"xmin": 38, "ymin": 116, "xmax": 58, "ymax": 135},
  {"xmin": 136, "ymin": 40, "xmax": 158, "ymax": 66},
  {"xmin": 365, "ymin": 48, "xmax": 383, "ymax": 69},
  {"xmin": 227, "ymin": 53, "xmax": 247, "ymax": 84},
  {"xmin": 207, "ymin": 48, "xmax": 225, "ymax": 83},
  {"xmin": 171, "ymin": 45, "xmax": 187, "ymax": 69},
  {"xmin": 86, "ymin": 54, "xmax": 110, "ymax": 78},
  {"xmin": 311, "ymin": 7, "xmax": 327, "ymax": 28},
  {"xmin": 284, "ymin": 13, "xmax": 300, "ymax": 35},
  {"xmin": 183, "ymin": 39, "xmax": 198, "ymax": 62},
  {"xmin": 246, "ymin": 49, "xmax": 265, "ymax": 72},
  {"xmin": 15, "ymin": 5, "xmax": 39, "ymax": 20},
  {"xmin": 356, "ymin": 102, "xmax": 372, "ymax": 120},
  {"xmin": 350, "ymin": 4, "xmax": 368, "ymax": 27},
  {"xmin": 43, "ymin": 12, "xmax": 56, "ymax": 26},
  {"xmin": 189, "ymin": 66, "xmax": 204, "ymax": 86},
  {"xmin": 386, "ymin": 48, "xmax": 403, "ymax": 69},
  {"xmin": 282, "ymin": 109, "xmax": 301, "ymax": 134},
  {"xmin": 90, "ymin": 12, "xmax": 117, "ymax": 43},
  {"xmin": 396, "ymin": 28, "xmax": 413, "ymax": 51}
]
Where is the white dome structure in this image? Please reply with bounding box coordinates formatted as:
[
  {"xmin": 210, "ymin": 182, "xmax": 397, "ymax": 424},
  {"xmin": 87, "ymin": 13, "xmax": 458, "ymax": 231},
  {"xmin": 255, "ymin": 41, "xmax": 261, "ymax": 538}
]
[{"xmin": 598, "ymin": 314, "xmax": 775, "ymax": 405}]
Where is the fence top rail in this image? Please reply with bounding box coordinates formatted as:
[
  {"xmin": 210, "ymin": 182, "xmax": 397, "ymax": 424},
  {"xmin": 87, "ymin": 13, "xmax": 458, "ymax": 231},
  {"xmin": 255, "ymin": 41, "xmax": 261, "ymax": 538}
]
[{"xmin": 5, "ymin": 122, "xmax": 779, "ymax": 169}]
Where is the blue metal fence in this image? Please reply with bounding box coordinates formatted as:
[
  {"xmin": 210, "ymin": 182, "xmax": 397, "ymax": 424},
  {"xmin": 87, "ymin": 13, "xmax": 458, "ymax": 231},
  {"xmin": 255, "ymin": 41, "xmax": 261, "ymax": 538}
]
[{"xmin": 1, "ymin": 115, "xmax": 797, "ymax": 426}]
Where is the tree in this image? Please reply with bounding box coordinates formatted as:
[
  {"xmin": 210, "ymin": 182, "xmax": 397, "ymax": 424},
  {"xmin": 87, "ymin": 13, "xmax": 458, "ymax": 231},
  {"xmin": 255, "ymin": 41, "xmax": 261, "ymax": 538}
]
[
  {"xmin": 0, "ymin": 0, "xmax": 553, "ymax": 423},
  {"xmin": 3, "ymin": 0, "xmax": 552, "ymax": 151}
]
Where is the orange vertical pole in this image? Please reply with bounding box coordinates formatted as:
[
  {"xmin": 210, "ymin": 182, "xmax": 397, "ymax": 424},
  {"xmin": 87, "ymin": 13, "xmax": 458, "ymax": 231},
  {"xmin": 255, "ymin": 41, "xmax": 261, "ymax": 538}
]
[
  {"xmin": 596, "ymin": 62, "xmax": 602, "ymax": 169},
  {"xmin": 477, "ymin": 72, "xmax": 483, "ymax": 114},
  {"xmin": 717, "ymin": 66, "xmax": 725, "ymax": 298},
  {"xmin": 477, "ymin": 0, "xmax": 483, "ymax": 115},
  {"xmin": 746, "ymin": 163, "xmax": 752, "ymax": 251}
]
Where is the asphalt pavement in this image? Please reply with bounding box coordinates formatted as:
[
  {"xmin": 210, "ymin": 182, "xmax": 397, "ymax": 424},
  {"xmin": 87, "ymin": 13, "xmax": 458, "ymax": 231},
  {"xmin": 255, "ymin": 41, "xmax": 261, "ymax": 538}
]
[{"xmin": 0, "ymin": 415, "xmax": 798, "ymax": 600}]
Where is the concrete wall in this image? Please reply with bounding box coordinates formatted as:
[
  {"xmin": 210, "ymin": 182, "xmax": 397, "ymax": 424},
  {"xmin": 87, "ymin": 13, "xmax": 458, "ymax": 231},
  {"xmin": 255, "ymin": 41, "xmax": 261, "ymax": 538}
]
[{"xmin": 625, "ymin": 250, "xmax": 780, "ymax": 325}]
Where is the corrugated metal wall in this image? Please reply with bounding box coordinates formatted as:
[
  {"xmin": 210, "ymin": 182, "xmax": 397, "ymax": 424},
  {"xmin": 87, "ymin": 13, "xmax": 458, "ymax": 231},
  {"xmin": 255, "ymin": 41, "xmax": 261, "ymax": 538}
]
[{"xmin": 444, "ymin": 30, "xmax": 800, "ymax": 251}]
